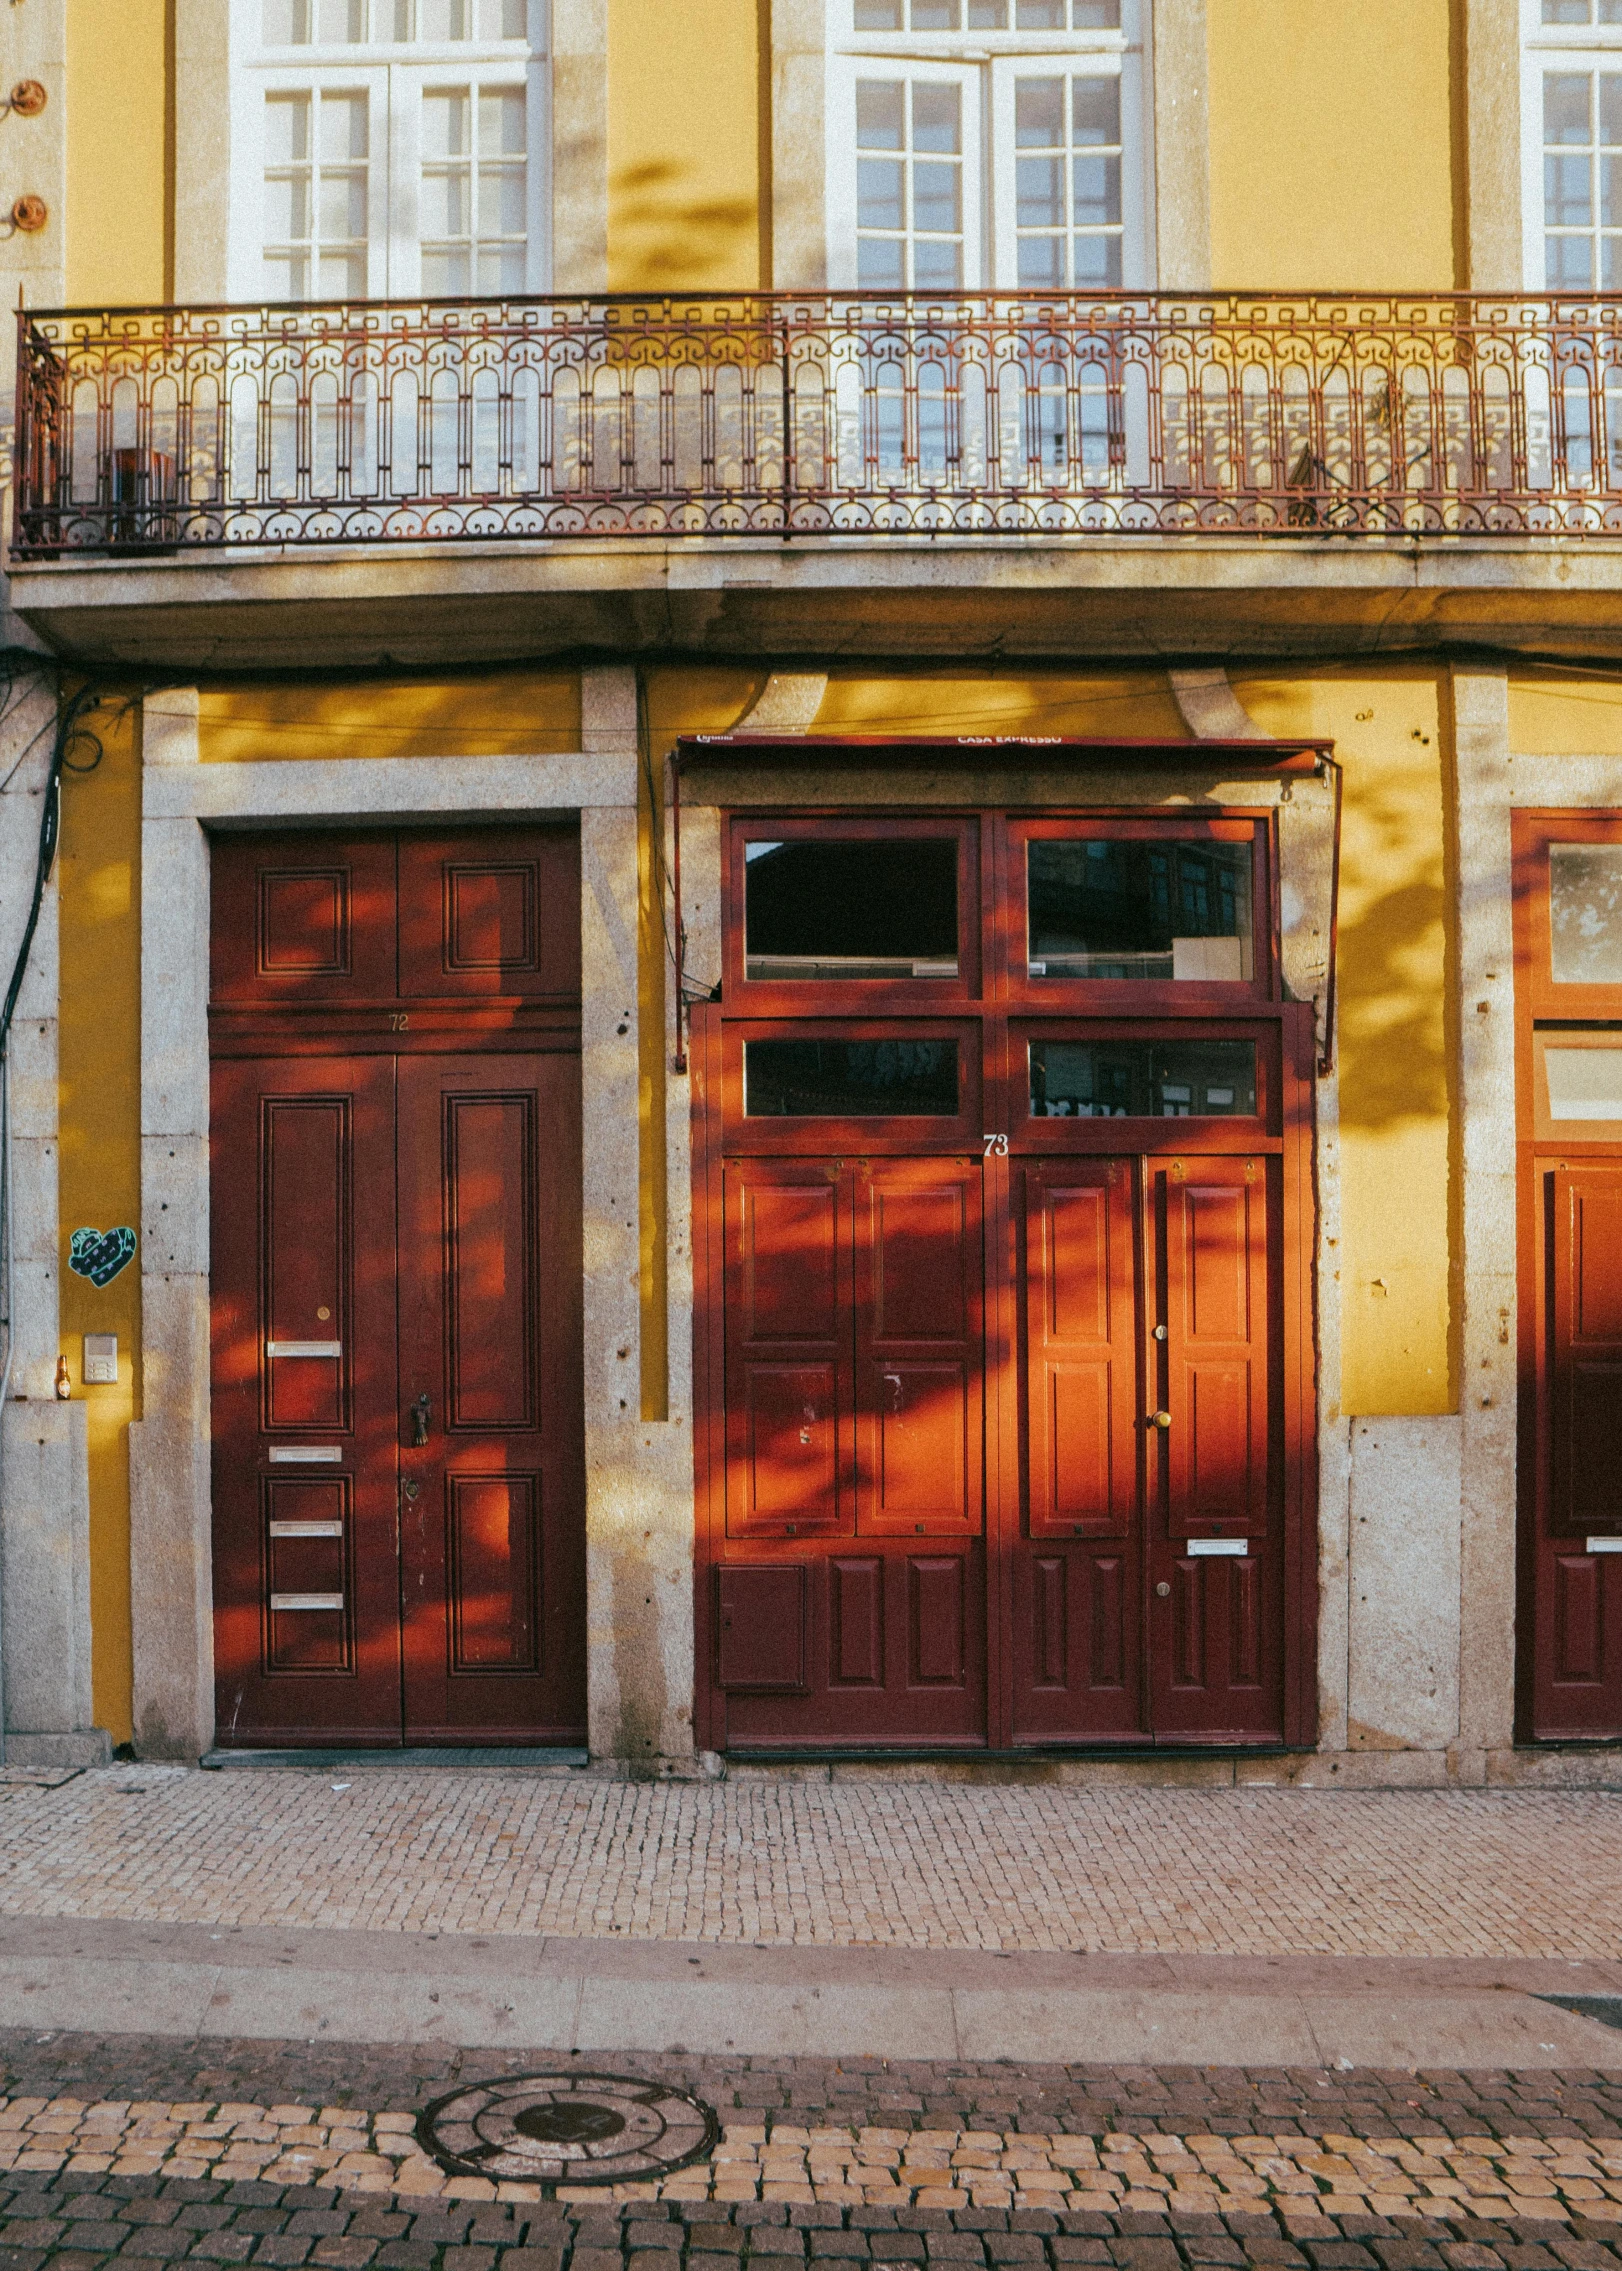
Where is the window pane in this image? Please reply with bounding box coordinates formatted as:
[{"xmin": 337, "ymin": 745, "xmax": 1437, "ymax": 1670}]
[
  {"xmin": 318, "ymin": 168, "xmax": 368, "ymax": 237},
  {"xmin": 1017, "ymin": 154, "xmax": 1065, "ymax": 228},
  {"xmin": 480, "ymin": 88, "xmax": 525, "ymax": 152},
  {"xmin": 967, "ymin": 0, "xmax": 1008, "ymax": 22},
  {"xmin": 1016, "ymin": 78, "xmax": 1064, "ymax": 147},
  {"xmin": 857, "ymin": 80, "xmax": 905, "ymax": 149},
  {"xmin": 1072, "ymin": 231, "xmax": 1122, "ymax": 286},
  {"xmin": 320, "ymin": 90, "xmax": 369, "ymax": 157},
  {"xmin": 481, "ymin": 242, "xmax": 527, "ymax": 292},
  {"xmin": 1604, "ymin": 0, "xmax": 1622, "ymax": 20},
  {"xmin": 318, "ymin": 249, "xmax": 368, "ymax": 296},
  {"xmin": 266, "ymin": 91, "xmax": 311, "ymax": 161},
  {"xmin": 1547, "ymin": 149, "xmax": 1593, "ymax": 224},
  {"xmin": 264, "ymin": 252, "xmax": 308, "ymax": 297},
  {"xmin": 420, "ymin": 169, "xmax": 463, "ymax": 234},
  {"xmin": 423, "ymin": 89, "xmax": 468, "ymax": 154},
  {"xmin": 316, "ymin": 0, "xmax": 364, "ymax": 37},
  {"xmin": 1548, "ymin": 229, "xmax": 1596, "ymax": 283},
  {"xmin": 479, "ymin": 163, "xmax": 526, "ymax": 234},
  {"xmin": 1017, "ymin": 234, "xmax": 1064, "ymax": 287},
  {"xmin": 911, "ymin": 0, "xmax": 961, "ymax": 23},
  {"xmin": 1073, "ymin": 151, "xmax": 1121, "ymax": 227},
  {"xmin": 1030, "ymin": 1040, "xmax": 1258, "ymax": 1120},
  {"xmin": 1545, "ymin": 0, "xmax": 1594, "ymax": 17},
  {"xmin": 1548, "ymin": 73, "xmax": 1594, "ymax": 143},
  {"xmin": 421, "ymin": 246, "xmax": 470, "ymax": 293},
  {"xmin": 1072, "ymin": 76, "xmax": 1120, "ymax": 145},
  {"xmin": 857, "ymin": 235, "xmax": 905, "ymax": 287},
  {"xmin": 912, "ymin": 83, "xmax": 961, "ymax": 152},
  {"xmin": 858, "ymin": 155, "xmax": 905, "ymax": 231},
  {"xmin": 264, "ymin": 0, "xmax": 310, "ymax": 39},
  {"xmin": 855, "ymin": 0, "xmax": 905, "ymax": 22},
  {"xmin": 912, "ymin": 157, "xmax": 961, "ymax": 231},
  {"xmin": 1027, "ymin": 838, "xmax": 1255, "ymax": 982},
  {"xmin": 745, "ymin": 838, "xmax": 959, "ymax": 978},
  {"xmin": 475, "ymin": 0, "xmax": 527, "ymax": 29},
  {"xmin": 1015, "ymin": 0, "xmax": 1066, "ymax": 23},
  {"xmin": 1550, "ymin": 845, "xmax": 1622, "ymax": 982},
  {"xmin": 913, "ymin": 236, "xmax": 963, "ymax": 287},
  {"xmin": 420, "ymin": 0, "xmax": 467, "ymax": 32},
  {"xmin": 1546, "ymin": 1047, "xmax": 1622, "ymax": 1117},
  {"xmin": 1072, "ymin": 0, "xmax": 1122, "ymax": 20},
  {"xmin": 746, "ymin": 1040, "xmax": 960, "ymax": 1117},
  {"xmin": 264, "ymin": 173, "xmax": 309, "ymax": 238}
]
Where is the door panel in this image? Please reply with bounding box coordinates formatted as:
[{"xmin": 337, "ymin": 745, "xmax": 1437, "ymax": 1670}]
[
  {"xmin": 211, "ymin": 1054, "xmax": 402, "ymax": 1746},
  {"xmin": 396, "ymin": 1053, "xmax": 584, "ymax": 1742},
  {"xmin": 717, "ymin": 1154, "xmax": 987, "ymax": 1747},
  {"xmin": 856, "ymin": 1162, "xmax": 983, "ymax": 1535},
  {"xmin": 1150, "ymin": 1158, "xmax": 1281, "ymax": 1738}
]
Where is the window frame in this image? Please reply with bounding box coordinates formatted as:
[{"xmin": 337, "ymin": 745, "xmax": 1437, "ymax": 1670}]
[
  {"xmin": 1520, "ymin": 0, "xmax": 1622, "ymax": 289},
  {"xmin": 227, "ymin": 0, "xmax": 551, "ymax": 301},
  {"xmin": 826, "ymin": 0, "xmax": 1153, "ymax": 293}
]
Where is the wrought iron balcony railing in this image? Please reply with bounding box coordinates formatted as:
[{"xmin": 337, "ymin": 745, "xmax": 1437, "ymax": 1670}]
[{"xmin": 14, "ymin": 291, "xmax": 1622, "ymax": 558}]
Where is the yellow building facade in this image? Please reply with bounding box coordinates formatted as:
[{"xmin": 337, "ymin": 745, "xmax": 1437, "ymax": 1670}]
[{"xmin": 0, "ymin": 0, "xmax": 1616, "ymax": 1775}]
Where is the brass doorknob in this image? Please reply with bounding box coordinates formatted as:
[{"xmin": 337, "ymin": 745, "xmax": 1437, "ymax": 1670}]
[
  {"xmin": 1150, "ymin": 1410, "xmax": 1172, "ymax": 1429},
  {"xmin": 1155, "ymin": 1581, "xmax": 1171, "ymax": 1597}
]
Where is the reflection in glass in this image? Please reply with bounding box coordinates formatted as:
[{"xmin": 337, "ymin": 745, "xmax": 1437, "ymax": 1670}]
[
  {"xmin": 744, "ymin": 838, "xmax": 959, "ymax": 981},
  {"xmin": 746, "ymin": 1039, "xmax": 960, "ymax": 1116},
  {"xmin": 1545, "ymin": 1046, "xmax": 1622, "ymax": 1119},
  {"xmin": 1550, "ymin": 845, "xmax": 1622, "ymax": 984},
  {"xmin": 1027, "ymin": 838, "xmax": 1254, "ymax": 981},
  {"xmin": 1030, "ymin": 1039, "xmax": 1257, "ymax": 1118}
]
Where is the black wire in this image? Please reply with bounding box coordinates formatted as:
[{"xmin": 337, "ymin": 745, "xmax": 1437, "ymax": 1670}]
[{"xmin": 0, "ymin": 674, "xmax": 106, "ymax": 1060}]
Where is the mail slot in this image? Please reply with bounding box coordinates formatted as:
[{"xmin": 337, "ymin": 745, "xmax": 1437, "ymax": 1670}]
[
  {"xmin": 268, "ymin": 1520, "xmax": 344, "ymax": 1539},
  {"xmin": 1186, "ymin": 1537, "xmax": 1248, "ymax": 1557},
  {"xmin": 268, "ymin": 1445, "xmax": 342, "ymax": 1464},
  {"xmin": 1588, "ymin": 1537, "xmax": 1622, "ymax": 1554},
  {"xmin": 269, "ymin": 1592, "xmax": 344, "ymax": 1611},
  {"xmin": 266, "ymin": 1340, "xmax": 341, "ymax": 1359}
]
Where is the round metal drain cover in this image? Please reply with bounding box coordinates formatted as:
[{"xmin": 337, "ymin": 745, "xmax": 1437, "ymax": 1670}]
[{"xmin": 419, "ymin": 2071, "xmax": 719, "ymax": 2186}]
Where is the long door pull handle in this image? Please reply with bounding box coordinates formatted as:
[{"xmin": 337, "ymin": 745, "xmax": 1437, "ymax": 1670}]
[{"xmin": 410, "ymin": 1392, "xmax": 431, "ymax": 1447}]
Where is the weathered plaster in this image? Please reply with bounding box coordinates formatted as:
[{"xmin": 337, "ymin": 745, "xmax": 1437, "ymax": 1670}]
[
  {"xmin": 1152, "ymin": 0, "xmax": 1212, "ymax": 290},
  {"xmin": 553, "ymin": 0, "xmax": 610, "ymax": 292},
  {"xmin": 1346, "ymin": 1416, "xmax": 1462, "ymax": 1752},
  {"xmin": 172, "ymin": 0, "xmax": 230, "ymax": 303},
  {"xmin": 772, "ymin": 0, "xmax": 826, "ymax": 289},
  {"xmin": 1466, "ymin": 0, "xmax": 1522, "ymax": 292}
]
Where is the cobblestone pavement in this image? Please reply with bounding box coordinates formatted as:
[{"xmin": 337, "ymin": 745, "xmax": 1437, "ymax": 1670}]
[
  {"xmin": 2, "ymin": 1768, "xmax": 1622, "ymax": 1957},
  {"xmin": 4, "ymin": 2037, "xmax": 1622, "ymax": 2271}
]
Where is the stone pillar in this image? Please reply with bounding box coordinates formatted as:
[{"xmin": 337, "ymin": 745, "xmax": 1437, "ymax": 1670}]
[{"xmin": 128, "ymin": 689, "xmax": 214, "ymax": 1760}]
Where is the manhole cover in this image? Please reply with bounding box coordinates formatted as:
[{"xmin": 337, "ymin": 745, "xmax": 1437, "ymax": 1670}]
[{"xmin": 419, "ymin": 2071, "xmax": 719, "ymax": 2186}]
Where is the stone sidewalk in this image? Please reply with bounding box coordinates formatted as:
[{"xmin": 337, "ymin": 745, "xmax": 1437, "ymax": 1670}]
[{"xmin": 2, "ymin": 1765, "xmax": 1621, "ymax": 1957}]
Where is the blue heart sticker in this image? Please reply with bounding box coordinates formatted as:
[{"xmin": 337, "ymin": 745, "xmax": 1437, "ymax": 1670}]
[{"xmin": 68, "ymin": 1226, "xmax": 136, "ymax": 1289}]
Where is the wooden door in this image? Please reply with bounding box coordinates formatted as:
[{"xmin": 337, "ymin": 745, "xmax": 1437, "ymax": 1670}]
[
  {"xmin": 210, "ymin": 827, "xmax": 584, "ymax": 1749},
  {"xmin": 714, "ymin": 1154, "xmax": 987, "ymax": 1747},
  {"xmin": 397, "ymin": 1054, "xmax": 584, "ymax": 1741},
  {"xmin": 1530, "ymin": 1165, "xmax": 1622, "ymax": 1733},
  {"xmin": 1009, "ymin": 1152, "xmax": 1283, "ymax": 1743}
]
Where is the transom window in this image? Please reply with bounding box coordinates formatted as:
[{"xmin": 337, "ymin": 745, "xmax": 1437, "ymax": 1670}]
[
  {"xmin": 229, "ymin": 0, "xmax": 547, "ymax": 300},
  {"xmin": 829, "ymin": 0, "xmax": 1149, "ymax": 292},
  {"xmin": 1522, "ymin": 0, "xmax": 1622, "ymax": 284}
]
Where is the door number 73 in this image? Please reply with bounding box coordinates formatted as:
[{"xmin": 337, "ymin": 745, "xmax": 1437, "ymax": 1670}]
[{"xmin": 982, "ymin": 1132, "xmax": 1009, "ymax": 1157}]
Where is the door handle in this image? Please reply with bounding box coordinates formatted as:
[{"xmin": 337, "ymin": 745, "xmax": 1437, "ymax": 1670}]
[
  {"xmin": 1150, "ymin": 1410, "xmax": 1172, "ymax": 1429},
  {"xmin": 409, "ymin": 1392, "xmax": 431, "ymax": 1447}
]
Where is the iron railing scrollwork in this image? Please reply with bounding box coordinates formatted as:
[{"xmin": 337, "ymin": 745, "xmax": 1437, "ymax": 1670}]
[{"xmin": 14, "ymin": 290, "xmax": 1622, "ymax": 556}]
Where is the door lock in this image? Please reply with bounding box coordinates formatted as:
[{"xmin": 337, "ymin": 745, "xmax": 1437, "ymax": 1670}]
[
  {"xmin": 1152, "ymin": 1324, "xmax": 1167, "ymax": 1342},
  {"xmin": 402, "ymin": 1479, "xmax": 420, "ymax": 1502},
  {"xmin": 409, "ymin": 1392, "xmax": 431, "ymax": 1447},
  {"xmin": 1155, "ymin": 1581, "xmax": 1171, "ymax": 1598},
  {"xmin": 1150, "ymin": 1409, "xmax": 1172, "ymax": 1429}
]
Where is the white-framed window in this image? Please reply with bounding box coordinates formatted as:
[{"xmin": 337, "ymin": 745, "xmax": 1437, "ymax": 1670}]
[
  {"xmin": 228, "ymin": 0, "xmax": 549, "ymax": 300},
  {"xmin": 1522, "ymin": 0, "xmax": 1622, "ymax": 287},
  {"xmin": 827, "ymin": 0, "xmax": 1151, "ymax": 292}
]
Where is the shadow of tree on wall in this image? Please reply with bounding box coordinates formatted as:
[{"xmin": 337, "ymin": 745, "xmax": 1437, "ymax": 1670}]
[
  {"xmin": 1334, "ymin": 771, "xmax": 1451, "ymax": 1136},
  {"xmin": 609, "ymin": 161, "xmax": 759, "ymax": 293}
]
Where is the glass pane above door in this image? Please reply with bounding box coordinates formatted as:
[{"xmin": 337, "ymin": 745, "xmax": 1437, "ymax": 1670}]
[
  {"xmin": 1030, "ymin": 1038, "xmax": 1258, "ymax": 1118},
  {"xmin": 1545, "ymin": 1044, "xmax": 1622, "ymax": 1118},
  {"xmin": 1026, "ymin": 837, "xmax": 1255, "ymax": 982},
  {"xmin": 744, "ymin": 839, "xmax": 960, "ymax": 982},
  {"xmin": 746, "ymin": 1038, "xmax": 960, "ymax": 1116},
  {"xmin": 1551, "ymin": 844, "xmax": 1622, "ymax": 983}
]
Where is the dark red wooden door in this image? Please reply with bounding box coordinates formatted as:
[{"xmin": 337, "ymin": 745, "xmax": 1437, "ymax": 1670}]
[
  {"xmin": 397, "ymin": 1054, "xmax": 584, "ymax": 1739},
  {"xmin": 1531, "ymin": 1165, "xmax": 1622, "ymax": 1733},
  {"xmin": 715, "ymin": 1155, "xmax": 987, "ymax": 1747},
  {"xmin": 210, "ymin": 827, "xmax": 584, "ymax": 1749},
  {"xmin": 1010, "ymin": 1153, "xmax": 1283, "ymax": 1743}
]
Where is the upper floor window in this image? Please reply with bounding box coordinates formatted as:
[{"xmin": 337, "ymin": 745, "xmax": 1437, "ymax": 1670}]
[
  {"xmin": 228, "ymin": 0, "xmax": 548, "ymax": 300},
  {"xmin": 1523, "ymin": 0, "xmax": 1622, "ymax": 286},
  {"xmin": 828, "ymin": 0, "xmax": 1150, "ymax": 292}
]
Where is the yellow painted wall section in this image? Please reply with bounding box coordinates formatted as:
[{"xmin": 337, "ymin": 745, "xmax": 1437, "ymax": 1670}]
[
  {"xmin": 196, "ymin": 676, "xmax": 581, "ymax": 762},
  {"xmin": 59, "ymin": 696, "xmax": 142, "ymax": 1747},
  {"xmin": 1235, "ymin": 669, "xmax": 1457, "ymax": 1416},
  {"xmin": 1508, "ymin": 671, "xmax": 1622, "ymax": 755},
  {"xmin": 66, "ymin": 0, "xmax": 170, "ymax": 303},
  {"xmin": 812, "ymin": 673, "xmax": 1191, "ymax": 741},
  {"xmin": 607, "ymin": 0, "xmax": 764, "ymax": 290},
  {"xmin": 1207, "ymin": 0, "xmax": 1459, "ymax": 289}
]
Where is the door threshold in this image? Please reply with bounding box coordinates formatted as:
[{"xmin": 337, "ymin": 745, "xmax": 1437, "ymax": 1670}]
[
  {"xmin": 724, "ymin": 1743, "xmax": 1307, "ymax": 1764},
  {"xmin": 201, "ymin": 1745, "xmax": 590, "ymax": 1771}
]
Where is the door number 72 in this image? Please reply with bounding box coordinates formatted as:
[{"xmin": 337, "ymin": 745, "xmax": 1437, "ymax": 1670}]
[{"xmin": 982, "ymin": 1132, "xmax": 1009, "ymax": 1156}]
